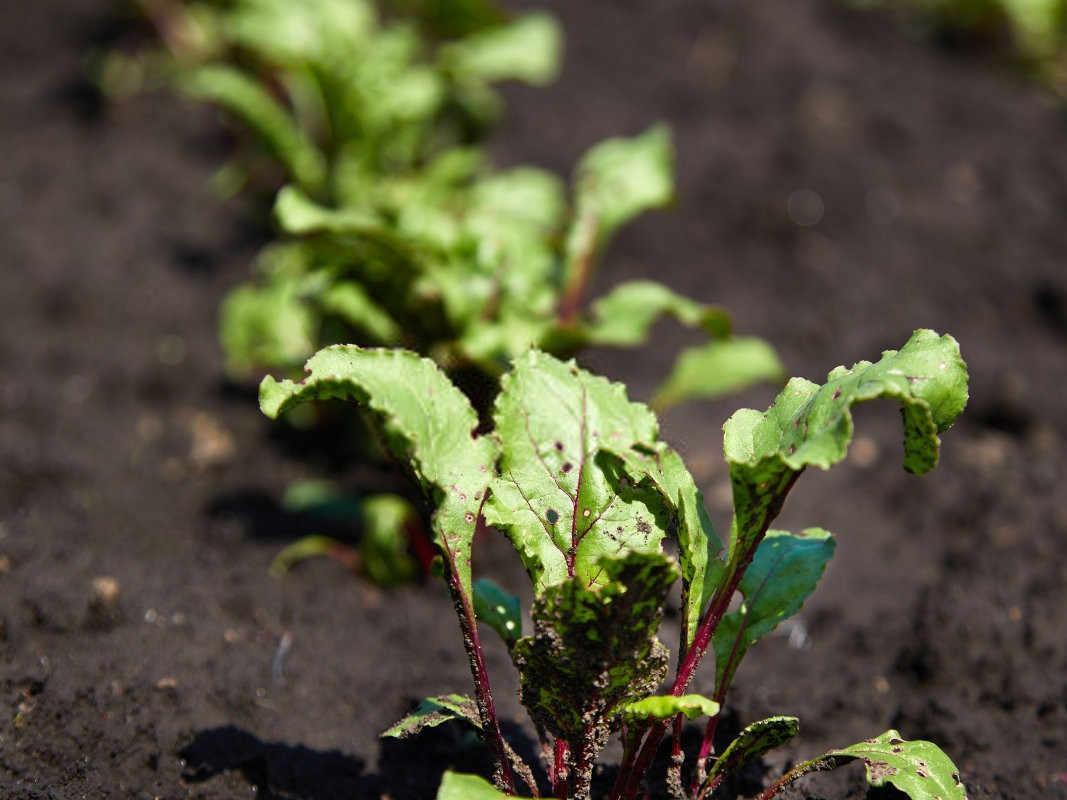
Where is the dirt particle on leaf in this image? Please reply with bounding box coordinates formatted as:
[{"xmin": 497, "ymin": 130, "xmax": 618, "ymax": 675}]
[
  {"xmin": 554, "ymin": 441, "xmax": 564, "ymax": 451},
  {"xmin": 546, "ymin": 509, "xmax": 560, "ymax": 524},
  {"xmin": 636, "ymin": 519, "xmax": 651, "ymax": 535},
  {"xmin": 562, "ymin": 462, "xmax": 573, "ymax": 473}
]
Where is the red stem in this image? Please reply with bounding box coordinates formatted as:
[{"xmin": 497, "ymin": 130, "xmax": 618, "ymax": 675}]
[
  {"xmin": 553, "ymin": 739, "xmax": 570, "ymax": 799},
  {"xmin": 444, "ymin": 546, "xmax": 516, "ymax": 794},
  {"xmin": 612, "ymin": 473, "xmax": 802, "ymax": 800}
]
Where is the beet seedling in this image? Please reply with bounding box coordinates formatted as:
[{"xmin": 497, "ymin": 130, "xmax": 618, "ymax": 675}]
[{"xmin": 259, "ymin": 329, "xmax": 969, "ymax": 800}]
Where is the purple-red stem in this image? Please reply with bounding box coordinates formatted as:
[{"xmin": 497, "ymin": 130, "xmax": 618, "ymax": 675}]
[
  {"xmin": 612, "ymin": 473, "xmax": 801, "ymax": 800},
  {"xmin": 553, "ymin": 739, "xmax": 570, "ymax": 799},
  {"xmin": 444, "ymin": 546, "xmax": 516, "ymax": 794}
]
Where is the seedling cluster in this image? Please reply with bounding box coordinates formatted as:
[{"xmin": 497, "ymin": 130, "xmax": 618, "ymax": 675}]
[{"xmin": 260, "ymin": 329, "xmax": 970, "ymax": 800}]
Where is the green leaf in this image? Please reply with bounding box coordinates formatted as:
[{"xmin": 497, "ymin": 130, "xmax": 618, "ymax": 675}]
[
  {"xmin": 621, "ymin": 694, "xmax": 719, "ymax": 724},
  {"xmin": 260, "ymin": 347, "xmax": 496, "ymax": 594},
  {"xmin": 442, "ymin": 13, "xmax": 562, "ymax": 86},
  {"xmin": 774, "ymin": 730, "xmax": 967, "ymax": 800},
  {"xmin": 562, "ymin": 125, "xmax": 673, "ymax": 284},
  {"xmin": 319, "ymin": 282, "xmax": 402, "ymax": 344},
  {"xmin": 704, "ymin": 716, "xmax": 799, "ymax": 783},
  {"xmin": 361, "ymin": 494, "xmax": 419, "ymax": 586},
  {"xmin": 180, "ymin": 65, "xmax": 326, "ymax": 193},
  {"xmin": 597, "ymin": 444, "xmax": 723, "ymax": 648},
  {"xmin": 713, "ymin": 529, "xmax": 835, "ymax": 690},
  {"xmin": 651, "ymin": 337, "xmax": 784, "ymax": 411},
  {"xmin": 269, "ymin": 535, "xmax": 351, "ymax": 577},
  {"xmin": 282, "ymin": 479, "xmax": 363, "ymax": 520},
  {"xmin": 833, "ymin": 731, "xmax": 967, "ymax": 799},
  {"xmin": 514, "ymin": 552, "xmax": 678, "ymax": 744},
  {"xmin": 581, "ymin": 280, "xmax": 731, "ymax": 347},
  {"xmin": 382, "ymin": 694, "xmax": 480, "ymax": 739},
  {"xmin": 472, "ymin": 578, "xmax": 522, "ymax": 646},
  {"xmin": 436, "ymin": 771, "xmax": 531, "ymax": 800},
  {"xmin": 484, "ymin": 351, "xmax": 667, "ymax": 592},
  {"xmin": 723, "ymin": 329, "xmax": 968, "ymax": 564},
  {"xmin": 219, "ymin": 280, "xmax": 315, "ymax": 376}
]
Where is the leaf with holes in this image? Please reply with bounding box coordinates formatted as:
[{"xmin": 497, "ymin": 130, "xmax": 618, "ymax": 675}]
[
  {"xmin": 723, "ymin": 329, "xmax": 968, "ymax": 566},
  {"xmin": 484, "ymin": 350, "xmax": 668, "ymax": 592},
  {"xmin": 767, "ymin": 730, "xmax": 967, "ymax": 800},
  {"xmin": 473, "ymin": 578, "xmax": 522, "ymax": 647}
]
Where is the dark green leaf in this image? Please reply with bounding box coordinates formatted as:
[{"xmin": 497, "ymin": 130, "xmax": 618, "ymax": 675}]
[
  {"xmin": 705, "ymin": 716, "xmax": 799, "ymax": 784},
  {"xmin": 473, "ymin": 578, "xmax": 522, "ymax": 646},
  {"xmin": 713, "ymin": 529, "xmax": 834, "ymax": 690},
  {"xmin": 382, "ymin": 694, "xmax": 479, "ymax": 738}
]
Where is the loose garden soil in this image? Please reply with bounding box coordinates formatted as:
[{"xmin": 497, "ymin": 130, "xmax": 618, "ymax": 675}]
[{"xmin": 1, "ymin": 0, "xmax": 1065, "ymax": 798}]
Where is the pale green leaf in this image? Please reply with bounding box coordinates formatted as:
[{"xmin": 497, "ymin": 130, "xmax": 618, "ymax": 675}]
[
  {"xmin": 473, "ymin": 578, "xmax": 522, "ymax": 646},
  {"xmin": 219, "ymin": 280, "xmax": 315, "ymax": 376},
  {"xmin": 382, "ymin": 694, "xmax": 479, "ymax": 739},
  {"xmin": 514, "ymin": 552, "xmax": 678, "ymax": 743},
  {"xmin": 704, "ymin": 716, "xmax": 799, "ymax": 783},
  {"xmin": 723, "ymin": 329, "xmax": 968, "ymax": 563},
  {"xmin": 442, "ymin": 13, "xmax": 562, "ymax": 86},
  {"xmin": 581, "ymin": 280, "xmax": 731, "ymax": 347},
  {"xmin": 282, "ymin": 479, "xmax": 363, "ymax": 520},
  {"xmin": 436, "ymin": 771, "xmax": 530, "ymax": 800},
  {"xmin": 260, "ymin": 347, "xmax": 496, "ymax": 594},
  {"xmin": 269, "ymin": 535, "xmax": 349, "ymax": 577},
  {"xmin": 484, "ymin": 351, "xmax": 667, "ymax": 592},
  {"xmin": 652, "ymin": 337, "xmax": 784, "ymax": 411},
  {"xmin": 181, "ymin": 65, "xmax": 326, "ymax": 193},
  {"xmin": 319, "ymin": 282, "xmax": 402, "ymax": 344},
  {"xmin": 713, "ymin": 528, "xmax": 834, "ymax": 690},
  {"xmin": 621, "ymin": 694, "xmax": 719, "ymax": 724},
  {"xmin": 562, "ymin": 125, "xmax": 673, "ymax": 286},
  {"xmin": 361, "ymin": 494, "xmax": 419, "ymax": 586}
]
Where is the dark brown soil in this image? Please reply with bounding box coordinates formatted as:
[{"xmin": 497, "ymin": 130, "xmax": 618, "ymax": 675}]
[{"xmin": 2, "ymin": 1, "xmax": 1065, "ymax": 798}]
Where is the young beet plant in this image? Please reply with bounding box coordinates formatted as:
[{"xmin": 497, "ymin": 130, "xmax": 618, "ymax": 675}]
[{"xmin": 260, "ymin": 329, "xmax": 969, "ymax": 800}]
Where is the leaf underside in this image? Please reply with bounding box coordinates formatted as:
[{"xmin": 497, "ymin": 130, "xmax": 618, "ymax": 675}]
[
  {"xmin": 706, "ymin": 715, "xmax": 799, "ymax": 783},
  {"xmin": 382, "ymin": 694, "xmax": 479, "ymax": 739}
]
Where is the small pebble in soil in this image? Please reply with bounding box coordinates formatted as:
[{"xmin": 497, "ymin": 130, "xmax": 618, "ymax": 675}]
[
  {"xmin": 849, "ymin": 436, "xmax": 879, "ymax": 468},
  {"xmin": 86, "ymin": 575, "xmax": 122, "ymax": 629},
  {"xmin": 873, "ymin": 675, "xmax": 891, "ymax": 694},
  {"xmin": 155, "ymin": 676, "xmax": 178, "ymax": 691},
  {"xmin": 0, "ymin": 553, "xmax": 11, "ymax": 574}
]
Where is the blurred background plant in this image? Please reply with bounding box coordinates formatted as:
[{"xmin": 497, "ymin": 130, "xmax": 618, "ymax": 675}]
[
  {"xmin": 95, "ymin": 0, "xmax": 784, "ymax": 586},
  {"xmin": 855, "ymin": 0, "xmax": 1067, "ymax": 91}
]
